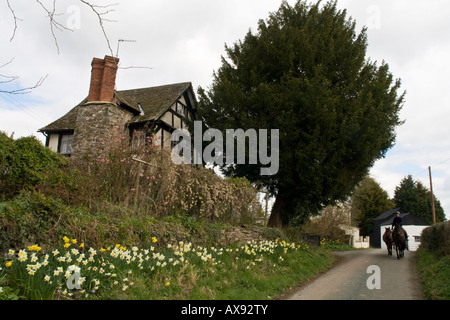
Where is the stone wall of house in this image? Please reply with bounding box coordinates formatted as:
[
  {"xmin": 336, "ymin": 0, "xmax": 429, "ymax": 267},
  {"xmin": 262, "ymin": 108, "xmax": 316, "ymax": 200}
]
[{"xmin": 71, "ymin": 102, "xmax": 133, "ymax": 160}]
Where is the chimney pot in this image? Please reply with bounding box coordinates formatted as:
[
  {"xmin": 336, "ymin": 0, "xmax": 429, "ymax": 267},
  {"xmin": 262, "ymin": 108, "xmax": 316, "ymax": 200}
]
[{"xmin": 87, "ymin": 55, "xmax": 119, "ymax": 103}]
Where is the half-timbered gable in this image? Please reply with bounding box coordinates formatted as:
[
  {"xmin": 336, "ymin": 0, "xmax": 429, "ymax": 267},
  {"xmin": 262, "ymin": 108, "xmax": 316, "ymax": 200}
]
[{"xmin": 39, "ymin": 55, "xmax": 197, "ymax": 159}]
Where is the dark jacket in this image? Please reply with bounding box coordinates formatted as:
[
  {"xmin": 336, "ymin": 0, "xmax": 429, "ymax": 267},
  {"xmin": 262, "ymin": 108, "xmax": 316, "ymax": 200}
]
[{"xmin": 392, "ymin": 216, "xmax": 403, "ymax": 227}]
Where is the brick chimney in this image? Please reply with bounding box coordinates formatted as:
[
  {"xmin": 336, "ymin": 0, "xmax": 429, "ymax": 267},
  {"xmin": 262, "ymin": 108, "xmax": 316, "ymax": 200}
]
[{"xmin": 87, "ymin": 55, "xmax": 120, "ymax": 103}]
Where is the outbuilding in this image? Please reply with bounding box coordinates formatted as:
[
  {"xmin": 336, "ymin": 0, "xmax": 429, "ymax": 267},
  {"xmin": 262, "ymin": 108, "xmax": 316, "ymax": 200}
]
[
  {"xmin": 380, "ymin": 212, "xmax": 429, "ymax": 251},
  {"xmin": 371, "ymin": 208, "xmax": 430, "ymax": 251}
]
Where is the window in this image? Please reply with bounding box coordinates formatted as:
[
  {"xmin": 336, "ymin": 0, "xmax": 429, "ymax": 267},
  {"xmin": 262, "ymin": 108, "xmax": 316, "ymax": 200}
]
[
  {"xmin": 60, "ymin": 134, "xmax": 73, "ymax": 155},
  {"xmin": 176, "ymin": 101, "xmax": 185, "ymax": 116},
  {"xmin": 414, "ymin": 236, "xmax": 421, "ymax": 243}
]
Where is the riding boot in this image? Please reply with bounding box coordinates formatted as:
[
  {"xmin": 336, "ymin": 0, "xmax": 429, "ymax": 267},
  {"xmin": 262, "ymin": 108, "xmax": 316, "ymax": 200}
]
[{"xmin": 402, "ymin": 228, "xmax": 409, "ymax": 250}]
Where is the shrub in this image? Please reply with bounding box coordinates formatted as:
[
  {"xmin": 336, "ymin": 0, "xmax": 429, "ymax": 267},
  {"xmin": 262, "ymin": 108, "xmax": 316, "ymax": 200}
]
[
  {"xmin": 68, "ymin": 132, "xmax": 262, "ymax": 224},
  {"xmin": 420, "ymin": 221, "xmax": 450, "ymax": 257},
  {"xmin": 0, "ymin": 190, "xmax": 69, "ymax": 249},
  {"xmin": 301, "ymin": 203, "xmax": 350, "ymax": 243},
  {"xmin": 0, "ymin": 132, "xmax": 70, "ymax": 201}
]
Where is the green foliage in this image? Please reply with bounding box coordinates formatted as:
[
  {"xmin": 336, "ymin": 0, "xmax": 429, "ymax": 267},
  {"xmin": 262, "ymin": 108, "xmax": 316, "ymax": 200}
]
[
  {"xmin": 351, "ymin": 176, "xmax": 395, "ymax": 236},
  {"xmin": 301, "ymin": 203, "xmax": 351, "ymax": 243},
  {"xmin": 0, "ymin": 238, "xmax": 334, "ymax": 300},
  {"xmin": 0, "ymin": 190, "xmax": 69, "ymax": 249},
  {"xmin": 0, "ymin": 286, "xmax": 22, "ymax": 300},
  {"xmin": 420, "ymin": 221, "xmax": 450, "ymax": 257},
  {"xmin": 417, "ymin": 221, "xmax": 450, "ymax": 299},
  {"xmin": 197, "ymin": 0, "xmax": 405, "ymax": 226},
  {"xmin": 417, "ymin": 248, "xmax": 450, "ymax": 300},
  {"xmin": 0, "ymin": 132, "xmax": 69, "ymax": 201},
  {"xmin": 393, "ymin": 175, "xmax": 445, "ymax": 224}
]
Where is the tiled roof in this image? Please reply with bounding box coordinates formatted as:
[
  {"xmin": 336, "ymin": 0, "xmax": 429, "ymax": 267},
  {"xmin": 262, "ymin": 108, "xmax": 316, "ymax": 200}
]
[
  {"xmin": 117, "ymin": 82, "xmax": 192, "ymax": 123},
  {"xmin": 39, "ymin": 99, "xmax": 86, "ymax": 132},
  {"xmin": 39, "ymin": 82, "xmax": 193, "ymax": 132}
]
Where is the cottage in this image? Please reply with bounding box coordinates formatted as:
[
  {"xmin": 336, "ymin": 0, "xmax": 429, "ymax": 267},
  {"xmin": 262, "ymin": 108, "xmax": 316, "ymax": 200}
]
[
  {"xmin": 372, "ymin": 208, "xmax": 430, "ymax": 251},
  {"xmin": 39, "ymin": 55, "xmax": 198, "ymax": 159}
]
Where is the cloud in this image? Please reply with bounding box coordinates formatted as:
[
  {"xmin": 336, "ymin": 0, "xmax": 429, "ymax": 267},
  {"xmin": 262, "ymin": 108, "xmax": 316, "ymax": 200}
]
[{"xmin": 1, "ymin": 0, "xmax": 449, "ymax": 220}]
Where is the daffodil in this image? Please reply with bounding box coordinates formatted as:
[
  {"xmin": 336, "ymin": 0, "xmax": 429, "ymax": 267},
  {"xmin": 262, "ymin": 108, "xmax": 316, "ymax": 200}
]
[
  {"xmin": 5, "ymin": 261, "xmax": 12, "ymax": 267},
  {"xmin": 28, "ymin": 244, "xmax": 41, "ymax": 252}
]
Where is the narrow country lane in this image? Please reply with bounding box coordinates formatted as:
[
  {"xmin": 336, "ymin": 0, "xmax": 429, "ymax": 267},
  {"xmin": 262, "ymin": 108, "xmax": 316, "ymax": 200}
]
[{"xmin": 287, "ymin": 249, "xmax": 425, "ymax": 300}]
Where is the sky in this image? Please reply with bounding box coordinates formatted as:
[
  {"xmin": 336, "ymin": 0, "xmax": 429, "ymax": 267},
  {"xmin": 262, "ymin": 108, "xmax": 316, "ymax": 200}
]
[{"xmin": 0, "ymin": 0, "xmax": 449, "ymax": 220}]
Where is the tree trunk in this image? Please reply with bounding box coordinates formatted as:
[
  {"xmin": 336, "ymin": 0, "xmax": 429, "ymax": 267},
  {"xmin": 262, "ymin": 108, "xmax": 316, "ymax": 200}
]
[{"xmin": 267, "ymin": 193, "xmax": 289, "ymax": 228}]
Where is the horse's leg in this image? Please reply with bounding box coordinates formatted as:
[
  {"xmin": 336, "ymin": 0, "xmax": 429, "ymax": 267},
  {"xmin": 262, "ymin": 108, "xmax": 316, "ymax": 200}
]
[
  {"xmin": 395, "ymin": 243, "xmax": 400, "ymax": 259},
  {"xmin": 402, "ymin": 240, "xmax": 406, "ymax": 258}
]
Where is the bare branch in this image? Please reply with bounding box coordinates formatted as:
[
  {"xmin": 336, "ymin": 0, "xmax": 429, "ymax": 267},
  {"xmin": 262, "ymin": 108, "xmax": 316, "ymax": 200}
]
[
  {"xmin": 0, "ymin": 57, "xmax": 16, "ymax": 69},
  {"xmin": 0, "ymin": 58, "xmax": 19, "ymax": 83},
  {"xmin": 35, "ymin": 0, "xmax": 73, "ymax": 54},
  {"xmin": 2, "ymin": 1, "xmax": 118, "ymax": 94},
  {"xmin": 0, "ymin": 74, "xmax": 48, "ymax": 95},
  {"xmin": 79, "ymin": 0, "xmax": 119, "ymax": 58},
  {"xmin": 0, "ymin": 77, "xmax": 19, "ymax": 84},
  {"xmin": 6, "ymin": 0, "xmax": 23, "ymax": 42}
]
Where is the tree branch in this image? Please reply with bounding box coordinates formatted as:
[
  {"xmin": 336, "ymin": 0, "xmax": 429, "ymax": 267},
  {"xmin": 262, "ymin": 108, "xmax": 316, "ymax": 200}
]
[
  {"xmin": 35, "ymin": 0, "xmax": 74, "ymax": 54},
  {"xmin": 79, "ymin": 0, "xmax": 119, "ymax": 58},
  {"xmin": 2, "ymin": 1, "xmax": 118, "ymax": 94},
  {"xmin": 0, "ymin": 74, "xmax": 48, "ymax": 95},
  {"xmin": 6, "ymin": 0, "xmax": 22, "ymax": 42}
]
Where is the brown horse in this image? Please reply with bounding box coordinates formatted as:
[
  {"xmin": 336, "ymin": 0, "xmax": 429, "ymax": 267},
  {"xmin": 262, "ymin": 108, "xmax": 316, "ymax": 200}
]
[
  {"xmin": 382, "ymin": 227, "xmax": 393, "ymax": 256},
  {"xmin": 392, "ymin": 223, "xmax": 406, "ymax": 259}
]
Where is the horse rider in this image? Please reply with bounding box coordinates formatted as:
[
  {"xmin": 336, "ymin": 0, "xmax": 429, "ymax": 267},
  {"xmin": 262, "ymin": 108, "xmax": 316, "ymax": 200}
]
[{"xmin": 392, "ymin": 211, "xmax": 409, "ymax": 250}]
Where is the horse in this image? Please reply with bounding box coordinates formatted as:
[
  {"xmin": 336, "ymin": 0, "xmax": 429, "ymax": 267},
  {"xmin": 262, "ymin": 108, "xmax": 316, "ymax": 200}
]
[
  {"xmin": 392, "ymin": 222, "xmax": 406, "ymax": 259},
  {"xmin": 382, "ymin": 227, "xmax": 393, "ymax": 256}
]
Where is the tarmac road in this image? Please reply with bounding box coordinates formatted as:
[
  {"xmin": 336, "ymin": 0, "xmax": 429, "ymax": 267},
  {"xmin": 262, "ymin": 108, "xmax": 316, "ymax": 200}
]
[{"xmin": 287, "ymin": 248, "xmax": 425, "ymax": 300}]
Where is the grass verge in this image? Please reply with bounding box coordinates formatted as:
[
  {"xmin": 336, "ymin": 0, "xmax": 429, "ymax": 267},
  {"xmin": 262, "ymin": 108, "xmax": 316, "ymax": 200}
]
[
  {"xmin": 416, "ymin": 248, "xmax": 450, "ymax": 300},
  {"xmin": 0, "ymin": 238, "xmax": 335, "ymax": 300}
]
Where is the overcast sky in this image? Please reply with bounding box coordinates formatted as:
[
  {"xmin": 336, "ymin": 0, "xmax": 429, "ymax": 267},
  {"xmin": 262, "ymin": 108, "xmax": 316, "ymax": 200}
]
[{"xmin": 1, "ymin": 0, "xmax": 449, "ymax": 220}]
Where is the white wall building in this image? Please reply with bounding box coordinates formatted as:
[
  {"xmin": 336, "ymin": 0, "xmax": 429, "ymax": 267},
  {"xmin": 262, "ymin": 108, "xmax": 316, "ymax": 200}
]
[{"xmin": 380, "ymin": 215, "xmax": 429, "ymax": 252}]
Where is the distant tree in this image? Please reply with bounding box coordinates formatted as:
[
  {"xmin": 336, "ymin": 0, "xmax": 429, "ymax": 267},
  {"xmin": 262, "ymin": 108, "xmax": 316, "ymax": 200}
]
[
  {"xmin": 302, "ymin": 202, "xmax": 351, "ymax": 243},
  {"xmin": 393, "ymin": 175, "xmax": 445, "ymax": 224},
  {"xmin": 350, "ymin": 176, "xmax": 394, "ymax": 236},
  {"xmin": 197, "ymin": 0, "xmax": 405, "ymax": 227}
]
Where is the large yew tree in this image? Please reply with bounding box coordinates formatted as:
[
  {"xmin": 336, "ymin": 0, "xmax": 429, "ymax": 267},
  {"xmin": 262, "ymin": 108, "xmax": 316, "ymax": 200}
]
[{"xmin": 197, "ymin": 0, "xmax": 405, "ymax": 227}]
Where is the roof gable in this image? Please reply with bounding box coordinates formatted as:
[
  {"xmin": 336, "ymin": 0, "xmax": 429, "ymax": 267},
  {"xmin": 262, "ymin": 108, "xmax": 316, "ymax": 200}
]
[
  {"xmin": 116, "ymin": 82, "xmax": 194, "ymax": 123},
  {"xmin": 374, "ymin": 207, "xmax": 407, "ymax": 221},
  {"xmin": 39, "ymin": 82, "xmax": 195, "ymax": 132},
  {"xmin": 39, "ymin": 99, "xmax": 86, "ymax": 132},
  {"xmin": 380, "ymin": 212, "xmax": 430, "ymax": 226}
]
